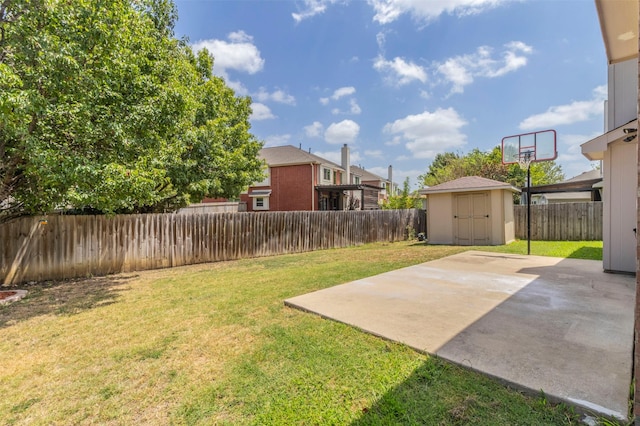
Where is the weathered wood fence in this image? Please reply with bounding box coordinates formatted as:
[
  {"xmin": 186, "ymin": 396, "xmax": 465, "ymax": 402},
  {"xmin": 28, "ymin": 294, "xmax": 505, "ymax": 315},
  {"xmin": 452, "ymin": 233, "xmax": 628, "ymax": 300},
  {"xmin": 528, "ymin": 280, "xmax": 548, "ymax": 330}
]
[
  {"xmin": 0, "ymin": 209, "xmax": 425, "ymax": 285},
  {"xmin": 514, "ymin": 202, "xmax": 602, "ymax": 241}
]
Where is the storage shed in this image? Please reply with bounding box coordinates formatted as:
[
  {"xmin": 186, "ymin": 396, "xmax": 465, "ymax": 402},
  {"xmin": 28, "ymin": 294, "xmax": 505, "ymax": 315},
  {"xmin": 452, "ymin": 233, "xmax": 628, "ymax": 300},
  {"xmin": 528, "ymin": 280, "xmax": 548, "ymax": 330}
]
[{"xmin": 419, "ymin": 176, "xmax": 520, "ymax": 246}]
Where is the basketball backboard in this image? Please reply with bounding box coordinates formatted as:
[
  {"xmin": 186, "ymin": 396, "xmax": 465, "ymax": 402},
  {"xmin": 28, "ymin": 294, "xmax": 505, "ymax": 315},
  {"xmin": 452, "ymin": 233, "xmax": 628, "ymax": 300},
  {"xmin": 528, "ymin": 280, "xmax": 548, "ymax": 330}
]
[{"xmin": 501, "ymin": 129, "xmax": 557, "ymax": 165}]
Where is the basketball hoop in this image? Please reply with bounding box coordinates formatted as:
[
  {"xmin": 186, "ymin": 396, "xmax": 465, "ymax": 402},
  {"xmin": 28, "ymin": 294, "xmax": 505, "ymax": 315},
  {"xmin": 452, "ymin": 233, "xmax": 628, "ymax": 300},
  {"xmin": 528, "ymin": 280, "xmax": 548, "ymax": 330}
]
[
  {"xmin": 517, "ymin": 150, "xmax": 534, "ymax": 170},
  {"xmin": 500, "ymin": 130, "xmax": 557, "ymax": 257}
]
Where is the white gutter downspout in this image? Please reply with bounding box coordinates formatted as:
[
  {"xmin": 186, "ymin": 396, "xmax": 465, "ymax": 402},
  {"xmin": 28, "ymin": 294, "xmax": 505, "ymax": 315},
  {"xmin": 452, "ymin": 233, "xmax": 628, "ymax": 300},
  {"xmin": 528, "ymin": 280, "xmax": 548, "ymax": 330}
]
[{"xmin": 310, "ymin": 163, "xmax": 315, "ymax": 211}]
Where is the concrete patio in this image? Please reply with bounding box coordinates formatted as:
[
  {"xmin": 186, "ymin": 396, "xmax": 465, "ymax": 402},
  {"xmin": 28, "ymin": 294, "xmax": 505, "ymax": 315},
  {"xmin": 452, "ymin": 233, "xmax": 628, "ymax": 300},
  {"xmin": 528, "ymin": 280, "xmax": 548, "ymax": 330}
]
[{"xmin": 284, "ymin": 250, "xmax": 635, "ymax": 420}]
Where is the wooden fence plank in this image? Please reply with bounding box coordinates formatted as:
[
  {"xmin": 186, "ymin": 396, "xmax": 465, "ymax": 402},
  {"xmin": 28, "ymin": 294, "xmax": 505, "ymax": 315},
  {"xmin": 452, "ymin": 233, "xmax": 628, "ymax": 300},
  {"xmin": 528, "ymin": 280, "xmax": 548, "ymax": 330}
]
[
  {"xmin": 514, "ymin": 202, "xmax": 602, "ymax": 241},
  {"xmin": 0, "ymin": 209, "xmax": 425, "ymax": 285}
]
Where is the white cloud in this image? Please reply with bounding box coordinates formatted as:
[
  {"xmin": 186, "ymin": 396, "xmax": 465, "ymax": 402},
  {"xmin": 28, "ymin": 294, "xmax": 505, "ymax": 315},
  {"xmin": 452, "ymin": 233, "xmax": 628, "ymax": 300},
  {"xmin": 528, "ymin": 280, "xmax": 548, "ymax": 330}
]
[
  {"xmin": 320, "ymin": 86, "xmax": 356, "ymax": 104},
  {"xmin": 436, "ymin": 41, "xmax": 533, "ymax": 94},
  {"xmin": 226, "ymin": 79, "xmax": 249, "ymax": 96},
  {"xmin": 350, "ymin": 99, "xmax": 362, "ymax": 115},
  {"xmin": 315, "ymin": 149, "xmax": 362, "ymax": 165},
  {"xmin": 368, "ymin": 0, "xmax": 510, "ymax": 25},
  {"xmin": 192, "ymin": 31, "xmax": 264, "ymax": 78},
  {"xmin": 304, "ymin": 121, "xmax": 324, "ymax": 138},
  {"xmin": 376, "ymin": 31, "xmax": 387, "ymax": 53},
  {"xmin": 519, "ymin": 85, "xmax": 606, "ymax": 130},
  {"xmin": 292, "ymin": 0, "xmax": 342, "ymax": 22},
  {"xmin": 254, "ymin": 87, "xmax": 296, "ymax": 105},
  {"xmin": 331, "ymin": 86, "xmax": 356, "ymax": 100},
  {"xmin": 555, "ymin": 132, "xmax": 602, "ymax": 179},
  {"xmin": 374, "ymin": 55, "xmax": 427, "ymax": 86},
  {"xmin": 325, "ymin": 119, "xmax": 360, "ymax": 144},
  {"xmin": 365, "ymin": 149, "xmax": 384, "ymax": 158},
  {"xmin": 320, "ymin": 87, "xmax": 361, "ymax": 115},
  {"xmin": 250, "ymin": 103, "xmax": 276, "ymax": 121},
  {"xmin": 329, "ymin": 98, "xmax": 361, "ymax": 115},
  {"xmin": 385, "ymin": 136, "xmax": 402, "ymax": 146},
  {"xmin": 264, "ymin": 134, "xmax": 291, "ymax": 147},
  {"xmin": 383, "ymin": 108, "xmax": 467, "ymax": 159}
]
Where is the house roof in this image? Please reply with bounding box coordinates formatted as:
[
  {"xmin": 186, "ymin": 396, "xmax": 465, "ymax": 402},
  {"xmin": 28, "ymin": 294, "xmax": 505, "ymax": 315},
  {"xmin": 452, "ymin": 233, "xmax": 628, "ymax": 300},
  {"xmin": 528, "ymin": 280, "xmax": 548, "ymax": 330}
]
[
  {"xmin": 563, "ymin": 169, "xmax": 602, "ymax": 183},
  {"xmin": 596, "ymin": 0, "xmax": 639, "ymax": 64},
  {"xmin": 350, "ymin": 165, "xmax": 387, "ymax": 183},
  {"xmin": 581, "ymin": 119, "xmax": 637, "ymax": 161},
  {"xmin": 260, "ymin": 145, "xmax": 344, "ymax": 170},
  {"xmin": 419, "ymin": 176, "xmax": 520, "ymax": 195}
]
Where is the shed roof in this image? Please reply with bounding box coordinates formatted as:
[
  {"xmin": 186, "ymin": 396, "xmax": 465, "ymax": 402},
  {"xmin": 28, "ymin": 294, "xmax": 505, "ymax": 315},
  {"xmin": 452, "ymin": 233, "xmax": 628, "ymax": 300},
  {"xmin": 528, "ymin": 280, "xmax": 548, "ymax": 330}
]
[{"xmin": 419, "ymin": 176, "xmax": 520, "ymax": 195}]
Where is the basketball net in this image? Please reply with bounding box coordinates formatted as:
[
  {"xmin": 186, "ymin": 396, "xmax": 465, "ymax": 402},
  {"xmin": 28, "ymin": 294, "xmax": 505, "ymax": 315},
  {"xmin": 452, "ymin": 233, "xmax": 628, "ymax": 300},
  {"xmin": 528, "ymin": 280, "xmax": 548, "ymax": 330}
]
[{"xmin": 518, "ymin": 151, "xmax": 534, "ymax": 170}]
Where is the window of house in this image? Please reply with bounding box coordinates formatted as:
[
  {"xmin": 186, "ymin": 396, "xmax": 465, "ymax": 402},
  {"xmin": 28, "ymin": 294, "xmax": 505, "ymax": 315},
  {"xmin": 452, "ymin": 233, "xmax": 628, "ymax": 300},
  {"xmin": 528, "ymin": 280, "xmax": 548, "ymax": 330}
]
[
  {"xmin": 253, "ymin": 197, "xmax": 269, "ymax": 210},
  {"xmin": 333, "ymin": 171, "xmax": 337, "ymax": 184},
  {"xmin": 354, "ymin": 176, "xmax": 360, "ymax": 185},
  {"xmin": 323, "ymin": 168, "xmax": 331, "ymax": 181}
]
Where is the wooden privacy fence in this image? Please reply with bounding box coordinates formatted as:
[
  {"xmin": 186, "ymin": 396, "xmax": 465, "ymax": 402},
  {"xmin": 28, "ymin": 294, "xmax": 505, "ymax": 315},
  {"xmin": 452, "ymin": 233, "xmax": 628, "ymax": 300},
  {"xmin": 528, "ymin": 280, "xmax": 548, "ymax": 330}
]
[
  {"xmin": 0, "ymin": 209, "xmax": 425, "ymax": 285},
  {"xmin": 514, "ymin": 202, "xmax": 602, "ymax": 241}
]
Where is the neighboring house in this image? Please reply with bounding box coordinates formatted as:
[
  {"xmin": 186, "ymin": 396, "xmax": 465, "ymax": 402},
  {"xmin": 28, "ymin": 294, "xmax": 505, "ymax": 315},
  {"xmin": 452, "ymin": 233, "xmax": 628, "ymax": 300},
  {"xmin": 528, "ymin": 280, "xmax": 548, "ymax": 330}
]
[
  {"xmin": 529, "ymin": 169, "xmax": 603, "ymax": 205},
  {"xmin": 581, "ymin": 0, "xmax": 637, "ymax": 273},
  {"xmin": 233, "ymin": 144, "xmax": 390, "ymax": 212}
]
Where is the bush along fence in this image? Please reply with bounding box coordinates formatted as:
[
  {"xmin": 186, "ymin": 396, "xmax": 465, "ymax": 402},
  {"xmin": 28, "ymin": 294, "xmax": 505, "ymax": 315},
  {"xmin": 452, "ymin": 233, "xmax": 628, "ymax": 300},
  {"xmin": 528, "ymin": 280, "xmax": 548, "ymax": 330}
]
[
  {"xmin": 0, "ymin": 209, "xmax": 426, "ymax": 285},
  {"xmin": 514, "ymin": 202, "xmax": 602, "ymax": 241}
]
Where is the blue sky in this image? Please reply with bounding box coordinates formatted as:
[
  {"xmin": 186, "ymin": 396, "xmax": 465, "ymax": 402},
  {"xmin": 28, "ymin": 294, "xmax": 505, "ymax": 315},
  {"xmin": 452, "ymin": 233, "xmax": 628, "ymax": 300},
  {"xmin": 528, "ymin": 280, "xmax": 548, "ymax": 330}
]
[{"xmin": 174, "ymin": 0, "xmax": 606, "ymax": 187}]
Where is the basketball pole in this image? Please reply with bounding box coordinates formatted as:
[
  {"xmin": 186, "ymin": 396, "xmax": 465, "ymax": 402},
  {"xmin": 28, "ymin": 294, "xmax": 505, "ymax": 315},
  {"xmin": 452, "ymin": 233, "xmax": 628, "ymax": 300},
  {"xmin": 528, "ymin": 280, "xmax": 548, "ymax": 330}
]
[{"xmin": 526, "ymin": 162, "xmax": 531, "ymax": 256}]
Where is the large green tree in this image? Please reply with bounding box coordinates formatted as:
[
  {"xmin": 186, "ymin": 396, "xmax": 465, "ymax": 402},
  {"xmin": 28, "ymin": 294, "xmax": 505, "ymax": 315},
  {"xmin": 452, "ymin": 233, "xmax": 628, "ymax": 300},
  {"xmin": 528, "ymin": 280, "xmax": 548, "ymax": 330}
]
[
  {"xmin": 0, "ymin": 0, "xmax": 263, "ymax": 221},
  {"xmin": 420, "ymin": 146, "xmax": 564, "ymax": 190}
]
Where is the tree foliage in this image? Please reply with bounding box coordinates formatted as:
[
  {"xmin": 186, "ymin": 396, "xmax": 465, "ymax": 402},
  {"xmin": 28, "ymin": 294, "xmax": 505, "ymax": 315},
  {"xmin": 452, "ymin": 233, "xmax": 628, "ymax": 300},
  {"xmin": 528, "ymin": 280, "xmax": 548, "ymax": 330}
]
[
  {"xmin": 420, "ymin": 147, "xmax": 564, "ymax": 190},
  {"xmin": 381, "ymin": 177, "xmax": 422, "ymax": 210},
  {"xmin": 0, "ymin": 0, "xmax": 264, "ymax": 221}
]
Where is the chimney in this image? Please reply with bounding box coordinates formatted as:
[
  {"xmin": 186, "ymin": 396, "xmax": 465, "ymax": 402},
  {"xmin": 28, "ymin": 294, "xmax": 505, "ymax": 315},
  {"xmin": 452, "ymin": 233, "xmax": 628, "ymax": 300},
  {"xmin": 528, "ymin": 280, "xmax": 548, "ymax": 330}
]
[
  {"xmin": 388, "ymin": 165, "xmax": 393, "ymax": 195},
  {"xmin": 341, "ymin": 144, "xmax": 351, "ymax": 184}
]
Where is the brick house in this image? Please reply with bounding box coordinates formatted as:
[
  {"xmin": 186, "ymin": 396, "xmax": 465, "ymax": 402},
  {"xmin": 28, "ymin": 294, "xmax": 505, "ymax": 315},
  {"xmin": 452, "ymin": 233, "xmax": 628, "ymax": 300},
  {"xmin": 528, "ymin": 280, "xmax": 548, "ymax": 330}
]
[{"xmin": 238, "ymin": 144, "xmax": 392, "ymax": 212}]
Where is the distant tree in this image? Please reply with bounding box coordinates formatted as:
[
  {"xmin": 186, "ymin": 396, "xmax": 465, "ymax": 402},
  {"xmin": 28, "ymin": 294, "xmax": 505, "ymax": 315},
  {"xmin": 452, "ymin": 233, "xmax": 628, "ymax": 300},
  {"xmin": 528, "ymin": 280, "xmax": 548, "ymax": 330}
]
[
  {"xmin": 420, "ymin": 146, "xmax": 564, "ymax": 189},
  {"xmin": 382, "ymin": 178, "xmax": 421, "ymax": 209},
  {"xmin": 0, "ymin": 0, "xmax": 263, "ymax": 221}
]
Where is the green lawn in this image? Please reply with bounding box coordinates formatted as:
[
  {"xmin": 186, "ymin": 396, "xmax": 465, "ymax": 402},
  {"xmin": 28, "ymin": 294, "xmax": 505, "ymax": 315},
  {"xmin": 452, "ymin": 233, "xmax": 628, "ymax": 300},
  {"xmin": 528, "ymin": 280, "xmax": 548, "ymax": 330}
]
[
  {"xmin": 0, "ymin": 240, "xmax": 607, "ymax": 424},
  {"xmin": 481, "ymin": 239, "xmax": 603, "ymax": 260}
]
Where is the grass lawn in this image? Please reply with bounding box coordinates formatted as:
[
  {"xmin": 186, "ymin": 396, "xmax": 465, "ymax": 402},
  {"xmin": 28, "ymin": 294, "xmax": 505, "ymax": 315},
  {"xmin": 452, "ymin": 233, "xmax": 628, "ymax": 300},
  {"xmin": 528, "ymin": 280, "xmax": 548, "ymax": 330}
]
[{"xmin": 0, "ymin": 240, "xmax": 605, "ymax": 425}]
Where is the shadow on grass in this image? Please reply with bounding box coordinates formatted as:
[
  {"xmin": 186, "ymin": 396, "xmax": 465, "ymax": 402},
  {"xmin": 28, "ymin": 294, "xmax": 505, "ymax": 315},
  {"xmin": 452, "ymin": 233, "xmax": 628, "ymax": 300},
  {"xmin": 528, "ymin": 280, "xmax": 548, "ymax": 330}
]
[
  {"xmin": 350, "ymin": 358, "xmax": 580, "ymax": 426},
  {"xmin": 567, "ymin": 246, "xmax": 602, "ymax": 261},
  {"xmin": 0, "ymin": 274, "xmax": 134, "ymax": 329}
]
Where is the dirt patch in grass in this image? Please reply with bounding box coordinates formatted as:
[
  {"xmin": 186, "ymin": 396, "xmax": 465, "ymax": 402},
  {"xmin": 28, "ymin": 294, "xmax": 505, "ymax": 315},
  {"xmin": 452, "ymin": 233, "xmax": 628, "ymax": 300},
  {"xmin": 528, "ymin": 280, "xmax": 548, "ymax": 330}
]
[{"xmin": 0, "ymin": 275, "xmax": 133, "ymax": 328}]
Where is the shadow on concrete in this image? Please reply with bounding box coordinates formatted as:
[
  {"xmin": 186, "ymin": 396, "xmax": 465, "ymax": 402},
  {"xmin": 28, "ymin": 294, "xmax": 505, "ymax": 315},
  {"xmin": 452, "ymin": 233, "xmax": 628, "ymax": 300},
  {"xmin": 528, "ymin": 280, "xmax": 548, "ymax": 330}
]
[
  {"xmin": 0, "ymin": 274, "xmax": 135, "ymax": 329},
  {"xmin": 285, "ymin": 251, "xmax": 634, "ymax": 421}
]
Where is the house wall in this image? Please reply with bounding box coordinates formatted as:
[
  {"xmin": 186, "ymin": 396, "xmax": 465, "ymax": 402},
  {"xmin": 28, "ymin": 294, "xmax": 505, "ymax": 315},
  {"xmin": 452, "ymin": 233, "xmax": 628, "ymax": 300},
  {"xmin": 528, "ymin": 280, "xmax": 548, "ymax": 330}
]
[
  {"xmin": 489, "ymin": 189, "xmax": 504, "ymax": 245},
  {"xmin": 426, "ymin": 193, "xmax": 454, "ymax": 244},
  {"xmin": 242, "ymin": 164, "xmax": 318, "ymax": 212},
  {"xmin": 608, "ymin": 59, "xmax": 638, "ymax": 131},
  {"xmin": 604, "ymin": 140, "xmax": 637, "ymax": 272}
]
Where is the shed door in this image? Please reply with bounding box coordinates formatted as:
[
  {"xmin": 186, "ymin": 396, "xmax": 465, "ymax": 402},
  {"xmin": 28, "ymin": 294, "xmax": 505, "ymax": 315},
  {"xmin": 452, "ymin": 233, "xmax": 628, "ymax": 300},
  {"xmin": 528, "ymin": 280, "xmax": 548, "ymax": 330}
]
[{"xmin": 455, "ymin": 193, "xmax": 490, "ymax": 245}]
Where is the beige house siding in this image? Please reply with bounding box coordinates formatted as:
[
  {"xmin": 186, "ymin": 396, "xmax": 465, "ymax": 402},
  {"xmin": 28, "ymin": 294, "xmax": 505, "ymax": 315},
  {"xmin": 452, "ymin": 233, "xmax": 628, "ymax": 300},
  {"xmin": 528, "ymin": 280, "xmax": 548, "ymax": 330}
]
[{"xmin": 604, "ymin": 140, "xmax": 637, "ymax": 272}]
